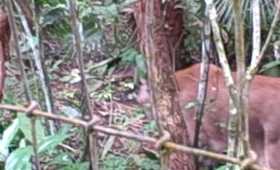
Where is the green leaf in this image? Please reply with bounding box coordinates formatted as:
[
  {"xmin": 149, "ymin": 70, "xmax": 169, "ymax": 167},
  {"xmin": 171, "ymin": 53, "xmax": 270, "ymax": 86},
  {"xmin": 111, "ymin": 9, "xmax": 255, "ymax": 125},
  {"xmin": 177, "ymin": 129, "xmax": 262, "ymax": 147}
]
[
  {"xmin": 143, "ymin": 121, "xmax": 158, "ymax": 136},
  {"xmin": 215, "ymin": 165, "xmax": 227, "ymax": 170},
  {"xmin": 48, "ymin": 153, "xmax": 72, "ymax": 166},
  {"xmin": 18, "ymin": 114, "xmax": 45, "ymax": 143},
  {"xmin": 259, "ymin": 60, "xmax": 280, "ymax": 73},
  {"xmin": 5, "ymin": 146, "xmax": 33, "ymax": 170},
  {"xmin": 103, "ymin": 154, "xmax": 128, "ymax": 170},
  {"xmin": 41, "ymin": 4, "xmax": 68, "ymax": 27},
  {"xmin": 92, "ymin": 4, "xmax": 119, "ymax": 20},
  {"xmin": 59, "ymin": 162, "xmax": 89, "ymax": 170},
  {"xmin": 0, "ymin": 119, "xmax": 19, "ymax": 160},
  {"xmin": 132, "ymin": 154, "xmax": 160, "ymax": 170},
  {"xmin": 120, "ymin": 48, "xmax": 146, "ymax": 78},
  {"xmin": 38, "ymin": 133, "xmax": 69, "ymax": 153}
]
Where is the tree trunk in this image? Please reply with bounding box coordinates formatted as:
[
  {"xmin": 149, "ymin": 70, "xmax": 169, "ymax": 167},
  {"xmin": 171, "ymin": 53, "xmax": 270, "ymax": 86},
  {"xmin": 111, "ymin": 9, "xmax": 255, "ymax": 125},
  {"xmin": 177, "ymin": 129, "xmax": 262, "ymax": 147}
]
[
  {"xmin": 0, "ymin": 9, "xmax": 10, "ymax": 100},
  {"xmin": 132, "ymin": 0, "xmax": 195, "ymax": 169}
]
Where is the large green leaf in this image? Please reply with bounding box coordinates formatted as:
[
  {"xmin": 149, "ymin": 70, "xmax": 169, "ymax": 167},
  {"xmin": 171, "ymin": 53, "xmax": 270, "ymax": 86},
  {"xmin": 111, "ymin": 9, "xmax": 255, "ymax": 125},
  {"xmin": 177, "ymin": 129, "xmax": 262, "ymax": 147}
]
[
  {"xmin": 5, "ymin": 146, "xmax": 33, "ymax": 170},
  {"xmin": 18, "ymin": 114, "xmax": 45, "ymax": 143},
  {"xmin": 48, "ymin": 153, "xmax": 72, "ymax": 166},
  {"xmin": 92, "ymin": 4, "xmax": 119, "ymax": 21},
  {"xmin": 38, "ymin": 133, "xmax": 69, "ymax": 153},
  {"xmin": 0, "ymin": 119, "xmax": 19, "ymax": 161},
  {"xmin": 41, "ymin": 4, "xmax": 68, "ymax": 27},
  {"xmin": 214, "ymin": 0, "xmax": 276, "ymax": 30},
  {"xmin": 260, "ymin": 60, "xmax": 280, "ymax": 72}
]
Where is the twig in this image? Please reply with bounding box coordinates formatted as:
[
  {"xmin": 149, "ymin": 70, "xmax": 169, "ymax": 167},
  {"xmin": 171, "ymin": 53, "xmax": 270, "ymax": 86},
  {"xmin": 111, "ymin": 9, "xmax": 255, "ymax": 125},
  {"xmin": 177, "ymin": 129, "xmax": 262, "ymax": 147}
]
[
  {"xmin": 193, "ymin": 13, "xmax": 211, "ymax": 170},
  {"xmin": 250, "ymin": 0, "xmax": 261, "ymax": 66},
  {"xmin": 26, "ymin": 101, "xmax": 41, "ymax": 170},
  {"xmin": 86, "ymin": 57, "xmax": 119, "ymax": 73},
  {"xmin": 69, "ymin": 0, "xmax": 91, "ymax": 119},
  {"xmin": 5, "ymin": 0, "xmax": 32, "ymax": 101},
  {"xmin": 58, "ymin": 144, "xmax": 78, "ymax": 154},
  {"xmin": 89, "ymin": 132, "xmax": 98, "ymax": 170},
  {"xmin": 68, "ymin": 1, "xmax": 98, "ymax": 169},
  {"xmin": 204, "ymin": 0, "xmax": 240, "ymax": 165},
  {"xmin": 32, "ymin": 0, "xmax": 55, "ymax": 134},
  {"xmin": 193, "ymin": 15, "xmax": 211, "ymax": 148}
]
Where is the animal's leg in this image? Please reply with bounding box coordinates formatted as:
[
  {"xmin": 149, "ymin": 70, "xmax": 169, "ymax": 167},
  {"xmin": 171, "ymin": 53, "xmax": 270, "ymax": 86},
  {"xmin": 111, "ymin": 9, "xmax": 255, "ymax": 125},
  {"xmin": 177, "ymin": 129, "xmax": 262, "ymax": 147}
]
[
  {"xmin": 264, "ymin": 125, "xmax": 280, "ymax": 169},
  {"xmin": 0, "ymin": 42, "xmax": 5, "ymax": 100}
]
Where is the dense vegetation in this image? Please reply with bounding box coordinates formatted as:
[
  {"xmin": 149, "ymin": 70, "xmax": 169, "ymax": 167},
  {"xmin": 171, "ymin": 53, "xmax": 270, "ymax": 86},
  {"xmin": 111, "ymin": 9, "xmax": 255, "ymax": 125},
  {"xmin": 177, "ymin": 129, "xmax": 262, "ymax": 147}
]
[{"xmin": 0, "ymin": 0, "xmax": 280, "ymax": 170}]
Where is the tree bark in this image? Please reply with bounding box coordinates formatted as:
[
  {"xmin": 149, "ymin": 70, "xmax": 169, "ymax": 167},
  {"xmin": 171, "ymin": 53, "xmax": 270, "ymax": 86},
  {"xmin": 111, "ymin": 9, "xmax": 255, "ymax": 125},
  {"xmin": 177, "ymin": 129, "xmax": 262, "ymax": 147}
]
[
  {"xmin": 132, "ymin": 0, "xmax": 195, "ymax": 169},
  {"xmin": 0, "ymin": 8, "xmax": 10, "ymax": 100}
]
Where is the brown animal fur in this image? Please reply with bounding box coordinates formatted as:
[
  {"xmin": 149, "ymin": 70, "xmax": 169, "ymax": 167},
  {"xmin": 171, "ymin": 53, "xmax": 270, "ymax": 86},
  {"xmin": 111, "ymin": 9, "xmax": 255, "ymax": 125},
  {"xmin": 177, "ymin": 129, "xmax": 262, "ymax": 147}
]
[{"xmin": 138, "ymin": 64, "xmax": 280, "ymax": 169}]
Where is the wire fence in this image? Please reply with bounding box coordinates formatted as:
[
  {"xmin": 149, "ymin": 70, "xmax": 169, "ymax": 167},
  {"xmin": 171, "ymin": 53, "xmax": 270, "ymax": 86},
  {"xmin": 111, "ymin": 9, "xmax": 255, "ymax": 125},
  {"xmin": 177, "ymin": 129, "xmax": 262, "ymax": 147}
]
[{"xmin": 0, "ymin": 103, "xmax": 272, "ymax": 170}]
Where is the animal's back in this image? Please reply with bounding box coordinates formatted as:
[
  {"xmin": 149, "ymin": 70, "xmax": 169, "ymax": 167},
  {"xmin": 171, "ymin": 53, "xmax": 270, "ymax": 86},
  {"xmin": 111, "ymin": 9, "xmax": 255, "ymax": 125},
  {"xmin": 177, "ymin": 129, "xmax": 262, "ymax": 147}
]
[
  {"xmin": 176, "ymin": 63, "xmax": 280, "ymax": 169},
  {"xmin": 137, "ymin": 63, "xmax": 280, "ymax": 169}
]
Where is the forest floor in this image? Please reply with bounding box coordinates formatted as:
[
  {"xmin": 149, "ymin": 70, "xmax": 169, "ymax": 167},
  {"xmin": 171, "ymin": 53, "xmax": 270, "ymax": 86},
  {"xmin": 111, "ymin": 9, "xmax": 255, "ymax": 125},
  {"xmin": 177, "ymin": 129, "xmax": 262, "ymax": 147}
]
[{"xmin": 3, "ymin": 54, "xmax": 161, "ymax": 170}]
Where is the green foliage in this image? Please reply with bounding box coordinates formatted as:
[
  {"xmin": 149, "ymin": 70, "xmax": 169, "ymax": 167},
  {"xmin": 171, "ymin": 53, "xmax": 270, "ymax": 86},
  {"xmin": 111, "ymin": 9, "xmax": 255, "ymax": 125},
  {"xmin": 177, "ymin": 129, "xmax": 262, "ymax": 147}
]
[
  {"xmin": 131, "ymin": 155, "xmax": 160, "ymax": 170},
  {"xmin": 40, "ymin": 3, "xmax": 70, "ymax": 39},
  {"xmin": 0, "ymin": 119, "xmax": 19, "ymax": 161},
  {"xmin": 5, "ymin": 146, "xmax": 33, "ymax": 170},
  {"xmin": 213, "ymin": 0, "xmax": 276, "ymax": 30},
  {"xmin": 103, "ymin": 154, "xmax": 128, "ymax": 170},
  {"xmin": 38, "ymin": 133, "xmax": 69, "ymax": 153},
  {"xmin": 101, "ymin": 153, "xmax": 160, "ymax": 170},
  {"xmin": 143, "ymin": 121, "xmax": 158, "ymax": 136},
  {"xmin": 48, "ymin": 152, "xmax": 73, "ymax": 166},
  {"xmin": 95, "ymin": 84, "xmax": 114, "ymax": 101},
  {"xmin": 59, "ymin": 162, "xmax": 89, "ymax": 170},
  {"xmin": 215, "ymin": 165, "xmax": 227, "ymax": 170},
  {"xmin": 91, "ymin": 3, "xmax": 119, "ymax": 23},
  {"xmin": 17, "ymin": 114, "xmax": 45, "ymax": 142},
  {"xmin": 260, "ymin": 60, "xmax": 280, "ymax": 77},
  {"xmin": 10, "ymin": 0, "xmax": 280, "ymax": 170},
  {"xmin": 2, "ymin": 91, "xmax": 17, "ymax": 105},
  {"xmin": 1, "ymin": 112, "xmax": 70, "ymax": 170},
  {"xmin": 35, "ymin": 0, "xmax": 66, "ymax": 6},
  {"xmin": 120, "ymin": 48, "xmax": 147, "ymax": 78}
]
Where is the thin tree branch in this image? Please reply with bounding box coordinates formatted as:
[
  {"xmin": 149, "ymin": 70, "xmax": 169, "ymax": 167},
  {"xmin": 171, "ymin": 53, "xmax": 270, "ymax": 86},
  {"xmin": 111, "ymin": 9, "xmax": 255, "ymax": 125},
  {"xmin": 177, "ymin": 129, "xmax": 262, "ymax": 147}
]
[
  {"xmin": 5, "ymin": 0, "xmax": 32, "ymax": 101},
  {"xmin": 13, "ymin": 0, "xmax": 55, "ymax": 134},
  {"xmin": 26, "ymin": 102, "xmax": 41, "ymax": 170},
  {"xmin": 69, "ymin": 1, "xmax": 98, "ymax": 169},
  {"xmin": 204, "ymin": 0, "xmax": 240, "ymax": 166},
  {"xmin": 251, "ymin": 0, "xmax": 261, "ymax": 65},
  {"xmin": 193, "ymin": 15, "xmax": 211, "ymax": 170}
]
